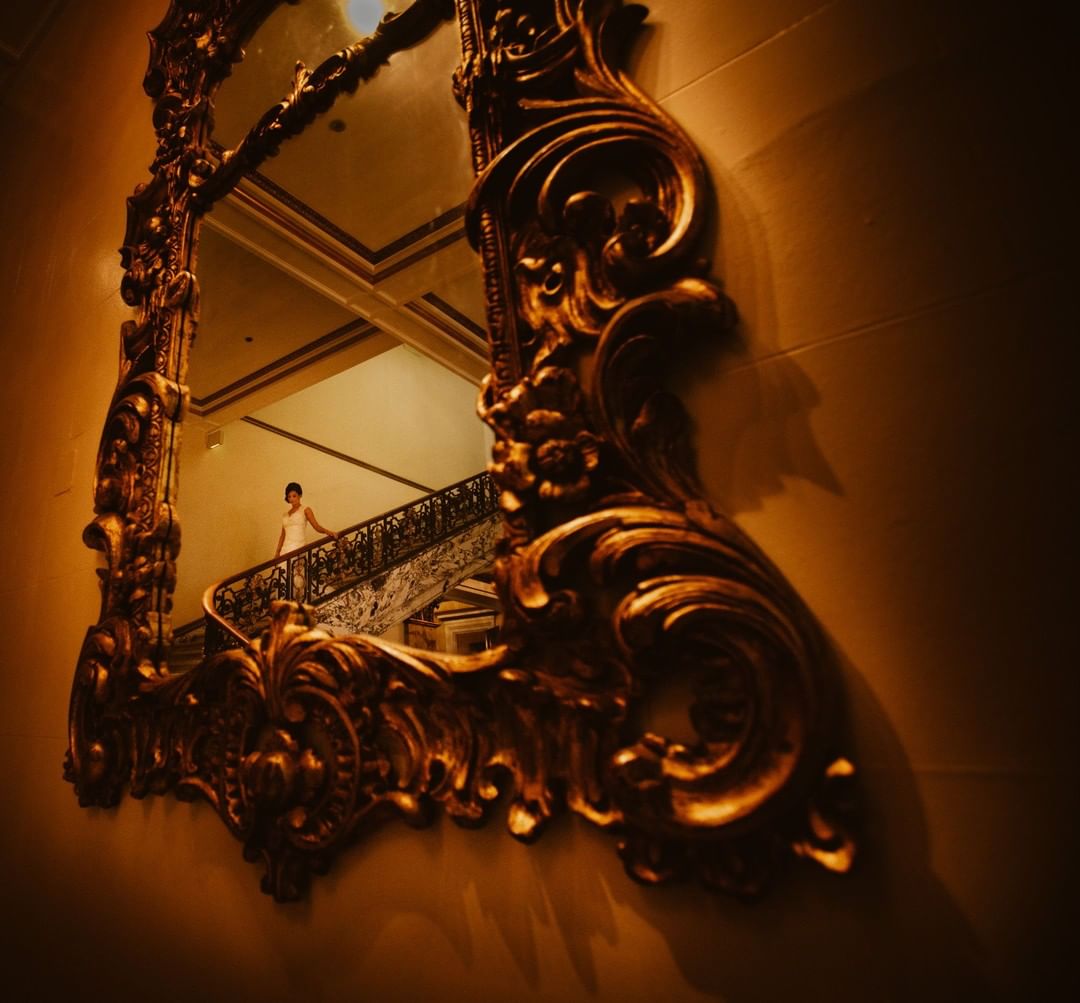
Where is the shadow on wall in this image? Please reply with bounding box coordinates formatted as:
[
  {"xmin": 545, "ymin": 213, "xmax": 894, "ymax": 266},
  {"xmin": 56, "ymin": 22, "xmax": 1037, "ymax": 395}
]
[
  {"xmin": 260, "ymin": 653, "xmax": 990, "ymax": 1002},
  {"xmin": 607, "ymin": 646, "xmax": 993, "ymax": 1002},
  {"xmin": 6, "ymin": 694, "xmax": 999, "ymax": 1003},
  {"xmin": 673, "ymin": 165, "xmax": 843, "ymax": 519},
  {"xmin": 683, "ymin": 342, "xmax": 842, "ymax": 518},
  {"xmin": 313, "ymin": 659, "xmax": 988, "ymax": 1003}
]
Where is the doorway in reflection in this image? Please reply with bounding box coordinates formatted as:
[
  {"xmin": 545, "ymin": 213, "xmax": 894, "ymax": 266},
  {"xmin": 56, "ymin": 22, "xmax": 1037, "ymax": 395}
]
[{"xmin": 404, "ymin": 573, "xmax": 502, "ymax": 653}]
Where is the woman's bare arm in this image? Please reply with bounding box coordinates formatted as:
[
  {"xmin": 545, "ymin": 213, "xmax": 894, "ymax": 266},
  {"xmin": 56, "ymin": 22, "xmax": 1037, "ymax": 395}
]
[
  {"xmin": 274, "ymin": 526, "xmax": 285, "ymax": 557},
  {"xmin": 305, "ymin": 507, "xmax": 338, "ymax": 539}
]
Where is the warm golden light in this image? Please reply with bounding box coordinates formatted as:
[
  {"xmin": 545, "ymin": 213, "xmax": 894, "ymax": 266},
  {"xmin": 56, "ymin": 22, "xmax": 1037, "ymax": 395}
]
[{"xmin": 66, "ymin": 0, "xmax": 853, "ymax": 906}]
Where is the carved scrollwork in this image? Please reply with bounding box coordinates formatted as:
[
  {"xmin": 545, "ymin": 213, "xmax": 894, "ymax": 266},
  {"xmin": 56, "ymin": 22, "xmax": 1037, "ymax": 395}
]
[
  {"xmin": 464, "ymin": 0, "xmax": 855, "ymax": 890},
  {"xmin": 67, "ymin": 0, "xmax": 856, "ymax": 902},
  {"xmin": 66, "ymin": 1, "xmax": 251, "ymax": 801}
]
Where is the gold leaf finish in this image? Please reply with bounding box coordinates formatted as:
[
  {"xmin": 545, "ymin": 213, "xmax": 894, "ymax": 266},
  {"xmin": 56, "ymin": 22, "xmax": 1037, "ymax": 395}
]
[{"xmin": 67, "ymin": 0, "xmax": 857, "ymax": 901}]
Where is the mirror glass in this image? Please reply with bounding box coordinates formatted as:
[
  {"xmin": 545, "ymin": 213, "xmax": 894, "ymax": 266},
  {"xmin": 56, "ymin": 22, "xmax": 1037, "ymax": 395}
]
[{"xmin": 172, "ymin": 0, "xmax": 500, "ymax": 667}]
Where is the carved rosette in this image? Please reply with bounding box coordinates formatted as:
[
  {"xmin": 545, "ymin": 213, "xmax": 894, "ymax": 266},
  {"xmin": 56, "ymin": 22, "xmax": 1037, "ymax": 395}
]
[{"xmin": 68, "ymin": 0, "xmax": 856, "ymax": 901}]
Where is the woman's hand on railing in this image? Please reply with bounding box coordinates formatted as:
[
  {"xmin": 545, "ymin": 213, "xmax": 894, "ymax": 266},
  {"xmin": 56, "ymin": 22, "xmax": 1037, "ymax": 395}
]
[{"xmin": 207, "ymin": 470, "xmax": 497, "ymax": 643}]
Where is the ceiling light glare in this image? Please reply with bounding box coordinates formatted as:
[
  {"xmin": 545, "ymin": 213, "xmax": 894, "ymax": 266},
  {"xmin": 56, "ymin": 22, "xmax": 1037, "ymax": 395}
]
[{"xmin": 346, "ymin": 0, "xmax": 384, "ymax": 34}]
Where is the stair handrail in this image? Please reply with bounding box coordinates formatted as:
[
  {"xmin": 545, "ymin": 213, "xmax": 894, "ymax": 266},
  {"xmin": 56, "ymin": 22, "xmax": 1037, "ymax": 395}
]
[{"xmin": 201, "ymin": 470, "xmax": 499, "ymax": 653}]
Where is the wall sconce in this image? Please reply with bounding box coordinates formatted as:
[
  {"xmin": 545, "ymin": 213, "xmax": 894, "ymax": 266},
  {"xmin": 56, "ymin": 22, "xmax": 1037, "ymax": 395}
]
[{"xmin": 206, "ymin": 428, "xmax": 224, "ymax": 450}]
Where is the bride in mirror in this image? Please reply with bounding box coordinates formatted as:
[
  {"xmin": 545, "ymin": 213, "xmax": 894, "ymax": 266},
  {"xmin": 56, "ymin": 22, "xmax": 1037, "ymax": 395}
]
[
  {"xmin": 274, "ymin": 481, "xmax": 338, "ymax": 559},
  {"xmin": 176, "ymin": 0, "xmax": 492, "ymax": 647}
]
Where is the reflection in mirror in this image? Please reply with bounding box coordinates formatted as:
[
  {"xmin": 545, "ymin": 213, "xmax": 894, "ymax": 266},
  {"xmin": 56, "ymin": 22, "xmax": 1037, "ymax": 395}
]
[
  {"xmin": 172, "ymin": 0, "xmax": 498, "ymax": 666},
  {"xmin": 69, "ymin": 0, "xmax": 857, "ymax": 907},
  {"xmin": 401, "ymin": 573, "xmax": 502, "ymax": 653}
]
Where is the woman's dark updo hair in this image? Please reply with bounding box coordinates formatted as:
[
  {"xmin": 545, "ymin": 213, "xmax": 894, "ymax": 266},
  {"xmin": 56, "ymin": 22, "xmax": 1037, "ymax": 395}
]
[{"xmin": 284, "ymin": 481, "xmax": 303, "ymax": 501}]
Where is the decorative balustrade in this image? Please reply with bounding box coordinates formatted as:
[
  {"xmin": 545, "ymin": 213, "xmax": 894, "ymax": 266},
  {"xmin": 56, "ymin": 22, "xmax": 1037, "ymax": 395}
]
[{"xmin": 202, "ymin": 471, "xmax": 498, "ymax": 653}]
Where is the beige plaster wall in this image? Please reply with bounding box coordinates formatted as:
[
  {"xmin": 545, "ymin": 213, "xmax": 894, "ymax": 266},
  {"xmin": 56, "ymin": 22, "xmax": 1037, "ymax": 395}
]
[{"xmin": 0, "ymin": 2, "xmax": 1072, "ymax": 1001}]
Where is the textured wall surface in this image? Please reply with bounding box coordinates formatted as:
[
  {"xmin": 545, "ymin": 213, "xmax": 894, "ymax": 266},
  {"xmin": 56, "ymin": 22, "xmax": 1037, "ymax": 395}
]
[{"xmin": 0, "ymin": 2, "xmax": 1072, "ymax": 1000}]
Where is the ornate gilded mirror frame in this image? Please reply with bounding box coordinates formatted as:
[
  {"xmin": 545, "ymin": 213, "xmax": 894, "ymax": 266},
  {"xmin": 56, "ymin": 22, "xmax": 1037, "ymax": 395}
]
[{"xmin": 66, "ymin": 0, "xmax": 856, "ymax": 901}]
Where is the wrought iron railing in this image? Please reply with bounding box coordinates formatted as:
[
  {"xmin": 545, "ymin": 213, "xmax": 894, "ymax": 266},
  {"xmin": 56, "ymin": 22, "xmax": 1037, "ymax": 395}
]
[{"xmin": 201, "ymin": 471, "xmax": 498, "ymax": 654}]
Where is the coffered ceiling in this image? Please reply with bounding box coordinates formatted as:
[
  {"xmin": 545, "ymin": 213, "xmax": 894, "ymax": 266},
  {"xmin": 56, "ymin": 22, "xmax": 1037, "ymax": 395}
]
[
  {"xmin": 2, "ymin": 0, "xmax": 489, "ymax": 439},
  {"xmin": 191, "ymin": 0, "xmax": 489, "ymax": 420}
]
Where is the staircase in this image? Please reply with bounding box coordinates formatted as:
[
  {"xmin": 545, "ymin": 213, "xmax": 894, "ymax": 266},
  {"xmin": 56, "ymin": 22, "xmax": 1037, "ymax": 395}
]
[{"xmin": 172, "ymin": 471, "xmax": 500, "ymax": 663}]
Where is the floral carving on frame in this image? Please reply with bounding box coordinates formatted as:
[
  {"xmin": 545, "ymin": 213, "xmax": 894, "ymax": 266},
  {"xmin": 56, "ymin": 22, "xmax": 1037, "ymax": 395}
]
[{"xmin": 66, "ymin": 0, "xmax": 856, "ymax": 902}]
